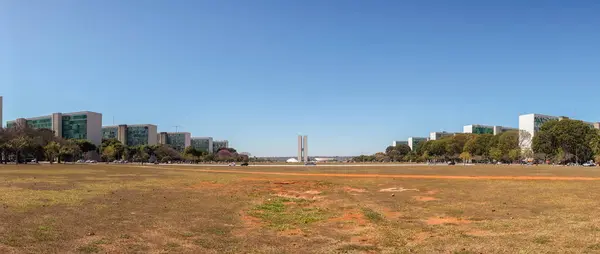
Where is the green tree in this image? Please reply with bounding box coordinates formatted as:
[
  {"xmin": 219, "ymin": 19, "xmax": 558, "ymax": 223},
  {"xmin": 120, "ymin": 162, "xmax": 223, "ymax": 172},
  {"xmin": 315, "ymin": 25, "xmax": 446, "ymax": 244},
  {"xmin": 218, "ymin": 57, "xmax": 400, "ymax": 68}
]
[
  {"xmin": 44, "ymin": 141, "xmax": 61, "ymax": 164},
  {"xmin": 459, "ymin": 152, "xmax": 471, "ymax": 164},
  {"xmin": 102, "ymin": 145, "xmax": 116, "ymax": 162},
  {"xmin": 59, "ymin": 140, "xmax": 81, "ymax": 162},
  {"xmin": 533, "ymin": 119, "xmax": 596, "ymax": 163},
  {"xmin": 489, "ymin": 147, "xmax": 503, "ymax": 162},
  {"xmin": 508, "ymin": 149, "xmax": 520, "ymax": 163},
  {"xmin": 7, "ymin": 135, "xmax": 32, "ymax": 163}
]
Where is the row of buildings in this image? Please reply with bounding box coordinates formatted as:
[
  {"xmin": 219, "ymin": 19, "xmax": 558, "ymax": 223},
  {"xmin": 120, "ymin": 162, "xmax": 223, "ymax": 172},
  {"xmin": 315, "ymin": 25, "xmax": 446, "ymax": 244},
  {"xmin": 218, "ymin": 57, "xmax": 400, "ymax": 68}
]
[
  {"xmin": 3, "ymin": 106, "xmax": 229, "ymax": 153},
  {"xmin": 393, "ymin": 113, "xmax": 600, "ymax": 152}
]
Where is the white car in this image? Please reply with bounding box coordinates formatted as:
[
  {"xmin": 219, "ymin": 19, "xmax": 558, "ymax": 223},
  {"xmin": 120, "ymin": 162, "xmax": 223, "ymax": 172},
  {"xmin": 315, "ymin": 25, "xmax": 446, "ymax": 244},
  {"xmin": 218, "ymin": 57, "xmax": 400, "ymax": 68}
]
[{"xmin": 583, "ymin": 162, "xmax": 596, "ymax": 167}]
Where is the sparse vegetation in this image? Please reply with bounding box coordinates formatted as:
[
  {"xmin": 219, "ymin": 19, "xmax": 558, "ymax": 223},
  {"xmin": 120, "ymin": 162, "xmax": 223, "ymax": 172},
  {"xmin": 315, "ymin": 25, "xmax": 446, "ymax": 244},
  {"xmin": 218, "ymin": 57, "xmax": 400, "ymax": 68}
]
[{"xmin": 1, "ymin": 164, "xmax": 600, "ymax": 253}]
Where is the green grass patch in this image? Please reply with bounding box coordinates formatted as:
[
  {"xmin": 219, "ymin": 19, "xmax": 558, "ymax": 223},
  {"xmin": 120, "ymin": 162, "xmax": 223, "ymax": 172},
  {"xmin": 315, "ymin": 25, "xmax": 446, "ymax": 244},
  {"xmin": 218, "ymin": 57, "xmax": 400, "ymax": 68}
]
[
  {"xmin": 361, "ymin": 207, "xmax": 384, "ymax": 223},
  {"xmin": 249, "ymin": 197, "xmax": 328, "ymax": 230}
]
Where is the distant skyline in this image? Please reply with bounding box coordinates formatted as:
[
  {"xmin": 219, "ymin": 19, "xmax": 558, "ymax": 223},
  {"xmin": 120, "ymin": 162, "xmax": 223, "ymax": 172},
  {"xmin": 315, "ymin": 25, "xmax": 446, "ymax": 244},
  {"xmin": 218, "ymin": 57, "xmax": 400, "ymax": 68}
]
[{"xmin": 2, "ymin": 1, "xmax": 600, "ymax": 156}]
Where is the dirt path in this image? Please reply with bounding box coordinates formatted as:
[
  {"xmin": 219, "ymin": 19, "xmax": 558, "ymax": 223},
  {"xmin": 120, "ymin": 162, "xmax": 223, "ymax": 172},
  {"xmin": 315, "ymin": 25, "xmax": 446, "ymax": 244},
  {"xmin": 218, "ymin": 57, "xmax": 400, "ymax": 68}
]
[{"xmin": 136, "ymin": 166, "xmax": 600, "ymax": 181}]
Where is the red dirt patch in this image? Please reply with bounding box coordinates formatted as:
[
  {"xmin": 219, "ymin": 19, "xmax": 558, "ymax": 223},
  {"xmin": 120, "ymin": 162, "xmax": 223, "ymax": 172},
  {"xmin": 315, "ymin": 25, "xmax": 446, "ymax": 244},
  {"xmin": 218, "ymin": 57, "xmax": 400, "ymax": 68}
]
[
  {"xmin": 350, "ymin": 235, "xmax": 376, "ymax": 244},
  {"xmin": 413, "ymin": 196, "xmax": 438, "ymax": 202},
  {"xmin": 425, "ymin": 217, "xmax": 472, "ymax": 225},
  {"xmin": 381, "ymin": 208, "xmax": 402, "ymax": 219},
  {"xmin": 278, "ymin": 228, "xmax": 303, "ymax": 237},
  {"xmin": 343, "ymin": 187, "xmax": 368, "ymax": 193},
  {"xmin": 232, "ymin": 210, "xmax": 262, "ymax": 237},
  {"xmin": 187, "ymin": 181, "xmax": 224, "ymax": 189},
  {"xmin": 329, "ymin": 211, "xmax": 368, "ymax": 226}
]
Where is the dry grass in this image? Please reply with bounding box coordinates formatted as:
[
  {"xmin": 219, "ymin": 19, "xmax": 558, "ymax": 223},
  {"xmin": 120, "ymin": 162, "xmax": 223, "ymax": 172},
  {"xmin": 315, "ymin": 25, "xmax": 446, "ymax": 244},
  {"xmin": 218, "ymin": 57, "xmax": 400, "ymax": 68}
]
[{"xmin": 2, "ymin": 164, "xmax": 600, "ymax": 253}]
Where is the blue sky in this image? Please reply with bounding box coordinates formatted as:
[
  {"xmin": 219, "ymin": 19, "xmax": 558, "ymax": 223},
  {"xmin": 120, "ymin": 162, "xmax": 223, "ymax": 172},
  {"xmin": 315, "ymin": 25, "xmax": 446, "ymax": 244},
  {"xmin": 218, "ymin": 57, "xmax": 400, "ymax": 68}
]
[{"xmin": 1, "ymin": 1, "xmax": 600, "ymax": 156}]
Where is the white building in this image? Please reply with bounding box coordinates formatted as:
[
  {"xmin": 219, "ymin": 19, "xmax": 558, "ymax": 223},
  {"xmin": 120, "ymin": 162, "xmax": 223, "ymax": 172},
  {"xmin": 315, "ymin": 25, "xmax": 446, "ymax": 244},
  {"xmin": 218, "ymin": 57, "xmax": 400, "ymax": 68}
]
[
  {"xmin": 518, "ymin": 113, "xmax": 599, "ymax": 150},
  {"xmin": 408, "ymin": 137, "xmax": 428, "ymax": 151},
  {"xmin": 429, "ymin": 131, "xmax": 454, "ymax": 140}
]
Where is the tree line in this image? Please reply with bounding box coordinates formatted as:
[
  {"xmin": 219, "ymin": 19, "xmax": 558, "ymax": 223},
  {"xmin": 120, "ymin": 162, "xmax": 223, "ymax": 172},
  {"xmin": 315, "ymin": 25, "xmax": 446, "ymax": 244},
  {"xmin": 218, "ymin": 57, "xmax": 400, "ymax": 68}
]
[
  {"xmin": 354, "ymin": 119, "xmax": 600, "ymax": 164},
  {"xmin": 0, "ymin": 126, "xmax": 247, "ymax": 164}
]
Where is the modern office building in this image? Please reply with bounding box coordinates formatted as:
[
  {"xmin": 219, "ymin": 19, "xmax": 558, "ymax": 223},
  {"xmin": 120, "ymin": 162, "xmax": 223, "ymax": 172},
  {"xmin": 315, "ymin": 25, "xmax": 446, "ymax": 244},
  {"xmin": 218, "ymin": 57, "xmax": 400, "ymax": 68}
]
[
  {"xmin": 429, "ymin": 131, "xmax": 455, "ymax": 140},
  {"xmin": 6, "ymin": 111, "xmax": 102, "ymax": 145},
  {"xmin": 157, "ymin": 132, "xmax": 192, "ymax": 152},
  {"xmin": 213, "ymin": 140, "xmax": 230, "ymax": 153},
  {"xmin": 158, "ymin": 132, "xmax": 191, "ymax": 152},
  {"xmin": 518, "ymin": 113, "xmax": 599, "ymax": 150},
  {"xmin": 102, "ymin": 124, "xmax": 157, "ymax": 146},
  {"xmin": 191, "ymin": 137, "xmax": 213, "ymax": 153},
  {"xmin": 392, "ymin": 140, "xmax": 409, "ymax": 146},
  {"xmin": 408, "ymin": 137, "xmax": 427, "ymax": 151},
  {"xmin": 463, "ymin": 124, "xmax": 516, "ymax": 135}
]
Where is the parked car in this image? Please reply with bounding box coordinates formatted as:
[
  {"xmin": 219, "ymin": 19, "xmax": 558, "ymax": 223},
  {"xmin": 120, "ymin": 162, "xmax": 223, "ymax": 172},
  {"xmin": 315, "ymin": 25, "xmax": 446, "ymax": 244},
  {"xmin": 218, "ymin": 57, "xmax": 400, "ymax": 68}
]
[
  {"xmin": 305, "ymin": 162, "xmax": 316, "ymax": 166},
  {"xmin": 76, "ymin": 159, "xmax": 85, "ymax": 163},
  {"xmin": 447, "ymin": 161, "xmax": 456, "ymax": 165},
  {"xmin": 228, "ymin": 162, "xmax": 236, "ymax": 166},
  {"xmin": 583, "ymin": 162, "xmax": 596, "ymax": 167},
  {"xmin": 241, "ymin": 162, "xmax": 249, "ymax": 166}
]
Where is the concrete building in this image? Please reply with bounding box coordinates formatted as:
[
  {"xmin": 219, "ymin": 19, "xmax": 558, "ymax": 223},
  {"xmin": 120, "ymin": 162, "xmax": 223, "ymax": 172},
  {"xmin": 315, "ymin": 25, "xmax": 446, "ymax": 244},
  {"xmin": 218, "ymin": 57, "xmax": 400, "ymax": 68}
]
[
  {"xmin": 297, "ymin": 135, "xmax": 308, "ymax": 162},
  {"xmin": 158, "ymin": 132, "xmax": 191, "ymax": 152},
  {"xmin": 102, "ymin": 124, "xmax": 157, "ymax": 146},
  {"xmin": 303, "ymin": 136, "xmax": 308, "ymax": 163},
  {"xmin": 6, "ymin": 111, "xmax": 102, "ymax": 145},
  {"xmin": 213, "ymin": 140, "xmax": 229, "ymax": 152},
  {"xmin": 518, "ymin": 113, "xmax": 599, "ymax": 150},
  {"xmin": 463, "ymin": 124, "xmax": 516, "ymax": 135},
  {"xmin": 429, "ymin": 131, "xmax": 455, "ymax": 140},
  {"xmin": 392, "ymin": 140, "xmax": 409, "ymax": 147},
  {"xmin": 191, "ymin": 137, "xmax": 213, "ymax": 154},
  {"xmin": 408, "ymin": 137, "xmax": 427, "ymax": 151}
]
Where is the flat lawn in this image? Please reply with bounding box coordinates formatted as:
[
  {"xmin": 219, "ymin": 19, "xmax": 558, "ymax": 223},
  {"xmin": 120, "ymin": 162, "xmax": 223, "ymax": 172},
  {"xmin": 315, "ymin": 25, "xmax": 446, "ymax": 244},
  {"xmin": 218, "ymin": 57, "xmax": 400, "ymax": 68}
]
[{"xmin": 2, "ymin": 164, "xmax": 600, "ymax": 253}]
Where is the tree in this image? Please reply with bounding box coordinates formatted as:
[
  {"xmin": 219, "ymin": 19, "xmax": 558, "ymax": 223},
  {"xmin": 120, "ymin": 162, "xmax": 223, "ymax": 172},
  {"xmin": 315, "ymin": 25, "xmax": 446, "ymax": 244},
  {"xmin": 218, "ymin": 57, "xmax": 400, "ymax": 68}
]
[
  {"xmin": 496, "ymin": 131, "xmax": 519, "ymax": 155},
  {"xmin": 459, "ymin": 152, "xmax": 471, "ymax": 164},
  {"xmin": 489, "ymin": 147, "xmax": 503, "ymax": 162},
  {"xmin": 533, "ymin": 119, "xmax": 596, "ymax": 163},
  {"xmin": 44, "ymin": 141, "xmax": 61, "ymax": 164},
  {"xmin": 102, "ymin": 145, "xmax": 116, "ymax": 162},
  {"xmin": 59, "ymin": 140, "xmax": 81, "ymax": 162},
  {"xmin": 508, "ymin": 149, "xmax": 520, "ymax": 163},
  {"xmin": 7, "ymin": 135, "xmax": 32, "ymax": 163}
]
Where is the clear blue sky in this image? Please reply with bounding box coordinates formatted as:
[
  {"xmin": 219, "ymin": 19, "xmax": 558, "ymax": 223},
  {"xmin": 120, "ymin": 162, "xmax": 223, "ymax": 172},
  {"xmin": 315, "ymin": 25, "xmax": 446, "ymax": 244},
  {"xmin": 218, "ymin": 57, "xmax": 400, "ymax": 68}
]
[{"xmin": 1, "ymin": 1, "xmax": 600, "ymax": 157}]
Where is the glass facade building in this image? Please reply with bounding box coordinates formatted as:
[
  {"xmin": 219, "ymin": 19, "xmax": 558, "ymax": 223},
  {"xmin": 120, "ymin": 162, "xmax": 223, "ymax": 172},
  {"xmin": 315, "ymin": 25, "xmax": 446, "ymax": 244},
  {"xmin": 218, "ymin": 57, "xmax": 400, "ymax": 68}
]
[
  {"xmin": 27, "ymin": 117, "xmax": 52, "ymax": 130},
  {"xmin": 191, "ymin": 137, "xmax": 213, "ymax": 153},
  {"xmin": 127, "ymin": 126, "xmax": 150, "ymax": 147},
  {"xmin": 62, "ymin": 114, "xmax": 88, "ymax": 140},
  {"xmin": 471, "ymin": 126, "xmax": 494, "ymax": 135},
  {"xmin": 167, "ymin": 133, "xmax": 188, "ymax": 152},
  {"xmin": 102, "ymin": 126, "xmax": 118, "ymax": 139},
  {"xmin": 5, "ymin": 111, "xmax": 102, "ymax": 145}
]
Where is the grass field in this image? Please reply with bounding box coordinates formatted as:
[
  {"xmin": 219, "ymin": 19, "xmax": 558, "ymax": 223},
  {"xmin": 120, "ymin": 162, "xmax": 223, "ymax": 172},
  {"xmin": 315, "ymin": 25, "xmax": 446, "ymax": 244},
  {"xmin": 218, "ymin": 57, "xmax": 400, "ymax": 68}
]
[{"xmin": 2, "ymin": 164, "xmax": 600, "ymax": 253}]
